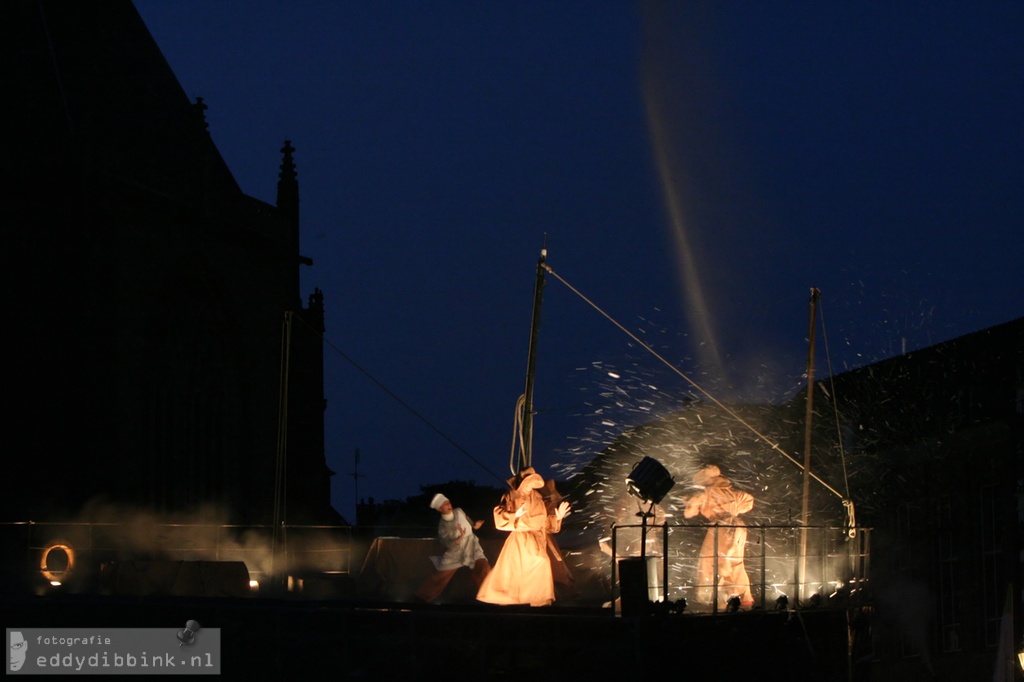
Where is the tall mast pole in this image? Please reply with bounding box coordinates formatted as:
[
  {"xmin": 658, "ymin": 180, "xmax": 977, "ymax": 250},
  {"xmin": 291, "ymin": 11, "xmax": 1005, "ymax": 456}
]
[
  {"xmin": 798, "ymin": 287, "xmax": 820, "ymax": 604},
  {"xmin": 519, "ymin": 247, "xmax": 547, "ymax": 472},
  {"xmin": 272, "ymin": 310, "xmax": 293, "ymax": 586},
  {"xmin": 351, "ymin": 448, "xmax": 363, "ymax": 523}
]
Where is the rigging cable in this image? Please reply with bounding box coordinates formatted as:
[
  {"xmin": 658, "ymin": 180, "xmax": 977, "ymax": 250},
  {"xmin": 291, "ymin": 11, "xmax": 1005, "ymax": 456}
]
[
  {"xmin": 291, "ymin": 314, "xmax": 506, "ymax": 488},
  {"xmin": 37, "ymin": 0, "xmax": 74, "ymax": 129},
  {"xmin": 542, "ymin": 262, "xmax": 847, "ymax": 501},
  {"xmin": 509, "ymin": 394, "xmax": 528, "ymax": 479},
  {"xmin": 817, "ymin": 300, "xmax": 858, "ymax": 537}
]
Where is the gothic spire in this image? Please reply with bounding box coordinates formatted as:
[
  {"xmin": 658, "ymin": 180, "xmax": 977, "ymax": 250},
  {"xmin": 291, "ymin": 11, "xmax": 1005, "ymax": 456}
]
[
  {"xmin": 192, "ymin": 96, "xmax": 209, "ymax": 135},
  {"xmin": 277, "ymin": 140, "xmax": 299, "ymax": 224}
]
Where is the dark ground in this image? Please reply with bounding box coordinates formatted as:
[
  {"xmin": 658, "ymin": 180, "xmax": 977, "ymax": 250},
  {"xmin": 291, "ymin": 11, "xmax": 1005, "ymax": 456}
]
[{"xmin": 3, "ymin": 592, "xmax": 857, "ymax": 680}]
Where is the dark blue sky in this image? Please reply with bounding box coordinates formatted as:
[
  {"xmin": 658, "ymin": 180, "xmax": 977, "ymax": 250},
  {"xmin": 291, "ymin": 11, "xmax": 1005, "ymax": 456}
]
[{"xmin": 134, "ymin": 1, "xmax": 1023, "ymax": 521}]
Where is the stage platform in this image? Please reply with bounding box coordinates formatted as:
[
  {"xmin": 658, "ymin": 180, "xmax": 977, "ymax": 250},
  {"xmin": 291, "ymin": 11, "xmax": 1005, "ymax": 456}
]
[{"xmin": 2, "ymin": 592, "xmax": 858, "ymax": 679}]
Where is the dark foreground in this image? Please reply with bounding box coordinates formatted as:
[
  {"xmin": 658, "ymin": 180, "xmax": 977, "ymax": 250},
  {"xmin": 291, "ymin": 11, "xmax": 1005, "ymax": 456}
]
[{"xmin": 3, "ymin": 593, "xmax": 858, "ymax": 680}]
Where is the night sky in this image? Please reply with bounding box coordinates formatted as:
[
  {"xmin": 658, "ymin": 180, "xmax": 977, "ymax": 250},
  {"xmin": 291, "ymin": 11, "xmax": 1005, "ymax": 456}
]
[{"xmin": 133, "ymin": 1, "xmax": 1023, "ymax": 521}]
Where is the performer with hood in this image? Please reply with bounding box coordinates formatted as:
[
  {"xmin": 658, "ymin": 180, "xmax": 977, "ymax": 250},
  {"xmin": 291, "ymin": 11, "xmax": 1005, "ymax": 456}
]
[
  {"xmin": 476, "ymin": 467, "xmax": 571, "ymax": 607},
  {"xmin": 684, "ymin": 465, "xmax": 755, "ymax": 609},
  {"xmin": 415, "ymin": 493, "xmax": 491, "ymax": 603}
]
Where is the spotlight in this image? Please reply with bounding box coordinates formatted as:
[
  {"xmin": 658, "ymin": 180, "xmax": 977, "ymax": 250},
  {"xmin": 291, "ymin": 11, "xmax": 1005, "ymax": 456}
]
[
  {"xmin": 40, "ymin": 541, "xmax": 75, "ymax": 585},
  {"xmin": 829, "ymin": 582, "xmax": 849, "ymax": 607},
  {"xmin": 651, "ymin": 596, "xmax": 688, "ymax": 616},
  {"xmin": 625, "ymin": 457, "xmax": 675, "ymax": 505},
  {"xmin": 726, "ymin": 595, "xmax": 741, "ymax": 613},
  {"xmin": 775, "ymin": 595, "xmax": 789, "ymax": 611}
]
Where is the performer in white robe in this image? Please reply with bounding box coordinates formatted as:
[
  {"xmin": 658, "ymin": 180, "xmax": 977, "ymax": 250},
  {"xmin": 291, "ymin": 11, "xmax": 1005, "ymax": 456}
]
[{"xmin": 415, "ymin": 493, "xmax": 490, "ymax": 603}]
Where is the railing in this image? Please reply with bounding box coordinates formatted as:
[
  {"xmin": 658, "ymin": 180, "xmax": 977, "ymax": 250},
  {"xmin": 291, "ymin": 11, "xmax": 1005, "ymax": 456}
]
[
  {"xmin": 610, "ymin": 521, "xmax": 870, "ymax": 614},
  {"xmin": 3, "ymin": 520, "xmax": 870, "ymax": 610}
]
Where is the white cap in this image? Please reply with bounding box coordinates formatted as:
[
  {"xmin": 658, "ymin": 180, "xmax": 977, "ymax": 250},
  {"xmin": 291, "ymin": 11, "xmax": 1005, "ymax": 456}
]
[{"xmin": 430, "ymin": 493, "xmax": 448, "ymax": 510}]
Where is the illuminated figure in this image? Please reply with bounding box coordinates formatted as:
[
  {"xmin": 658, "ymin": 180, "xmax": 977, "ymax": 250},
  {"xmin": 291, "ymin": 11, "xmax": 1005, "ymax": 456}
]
[
  {"xmin": 415, "ymin": 493, "xmax": 491, "ymax": 603},
  {"xmin": 476, "ymin": 468, "xmax": 571, "ymax": 606},
  {"xmin": 9, "ymin": 631, "xmax": 27, "ymax": 672},
  {"xmin": 684, "ymin": 465, "xmax": 754, "ymax": 609}
]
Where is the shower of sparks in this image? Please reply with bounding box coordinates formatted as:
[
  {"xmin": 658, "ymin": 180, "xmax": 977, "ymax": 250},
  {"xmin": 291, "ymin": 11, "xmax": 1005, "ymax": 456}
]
[{"xmin": 541, "ymin": 315, "xmax": 915, "ymax": 608}]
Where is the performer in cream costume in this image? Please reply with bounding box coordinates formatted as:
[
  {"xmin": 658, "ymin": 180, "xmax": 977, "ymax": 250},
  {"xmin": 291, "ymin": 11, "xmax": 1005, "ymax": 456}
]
[
  {"xmin": 415, "ymin": 493, "xmax": 491, "ymax": 602},
  {"xmin": 476, "ymin": 468, "xmax": 571, "ymax": 607},
  {"xmin": 684, "ymin": 465, "xmax": 755, "ymax": 609}
]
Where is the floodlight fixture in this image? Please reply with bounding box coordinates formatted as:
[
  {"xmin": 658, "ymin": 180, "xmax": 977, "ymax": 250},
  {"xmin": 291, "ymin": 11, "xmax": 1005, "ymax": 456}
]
[
  {"xmin": 625, "ymin": 456, "xmax": 675, "ymax": 505},
  {"xmin": 39, "ymin": 541, "xmax": 74, "ymax": 585}
]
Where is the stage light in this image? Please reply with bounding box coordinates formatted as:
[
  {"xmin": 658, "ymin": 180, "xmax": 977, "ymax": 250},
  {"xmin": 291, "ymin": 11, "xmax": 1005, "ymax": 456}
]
[
  {"xmin": 625, "ymin": 457, "xmax": 675, "ymax": 505},
  {"xmin": 829, "ymin": 581, "xmax": 850, "ymax": 607},
  {"xmin": 775, "ymin": 595, "xmax": 789, "ymax": 611},
  {"xmin": 726, "ymin": 595, "xmax": 741, "ymax": 613},
  {"xmin": 653, "ymin": 597, "xmax": 688, "ymax": 615},
  {"xmin": 40, "ymin": 541, "xmax": 74, "ymax": 585}
]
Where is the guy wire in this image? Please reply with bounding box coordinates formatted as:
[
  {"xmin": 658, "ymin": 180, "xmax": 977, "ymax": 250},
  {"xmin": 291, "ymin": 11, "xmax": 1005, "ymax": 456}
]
[{"xmin": 542, "ymin": 263, "xmax": 844, "ymax": 500}]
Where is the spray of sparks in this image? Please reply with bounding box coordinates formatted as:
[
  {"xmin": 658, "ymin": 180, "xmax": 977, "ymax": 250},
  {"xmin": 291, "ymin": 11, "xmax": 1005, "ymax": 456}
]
[{"xmin": 540, "ymin": 315, "xmax": 912, "ymax": 609}]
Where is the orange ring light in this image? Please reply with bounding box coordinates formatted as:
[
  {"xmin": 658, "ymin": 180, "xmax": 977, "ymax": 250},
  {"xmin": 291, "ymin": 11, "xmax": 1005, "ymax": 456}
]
[{"xmin": 40, "ymin": 541, "xmax": 75, "ymax": 584}]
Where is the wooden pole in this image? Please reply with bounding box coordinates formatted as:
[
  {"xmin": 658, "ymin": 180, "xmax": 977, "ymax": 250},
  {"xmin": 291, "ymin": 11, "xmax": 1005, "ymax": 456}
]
[
  {"xmin": 519, "ymin": 247, "xmax": 547, "ymax": 472},
  {"xmin": 798, "ymin": 288, "xmax": 820, "ymax": 604}
]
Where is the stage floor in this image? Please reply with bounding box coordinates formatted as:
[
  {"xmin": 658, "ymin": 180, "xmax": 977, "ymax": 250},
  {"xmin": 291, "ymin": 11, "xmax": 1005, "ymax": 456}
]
[{"xmin": 3, "ymin": 592, "xmax": 856, "ymax": 679}]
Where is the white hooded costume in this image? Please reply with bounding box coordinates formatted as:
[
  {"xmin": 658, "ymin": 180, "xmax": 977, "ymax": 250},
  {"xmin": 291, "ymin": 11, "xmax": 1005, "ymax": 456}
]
[
  {"xmin": 416, "ymin": 493, "xmax": 491, "ymax": 603},
  {"xmin": 431, "ymin": 506, "xmax": 487, "ymax": 571}
]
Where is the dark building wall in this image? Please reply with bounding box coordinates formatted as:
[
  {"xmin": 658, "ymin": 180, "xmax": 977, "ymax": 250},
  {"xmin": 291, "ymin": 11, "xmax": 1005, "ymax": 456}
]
[
  {"xmin": 808, "ymin": 317, "xmax": 1023, "ymax": 672},
  {"xmin": 560, "ymin": 317, "xmax": 1021, "ymax": 674},
  {"xmin": 3, "ymin": 1, "xmax": 339, "ymax": 525}
]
